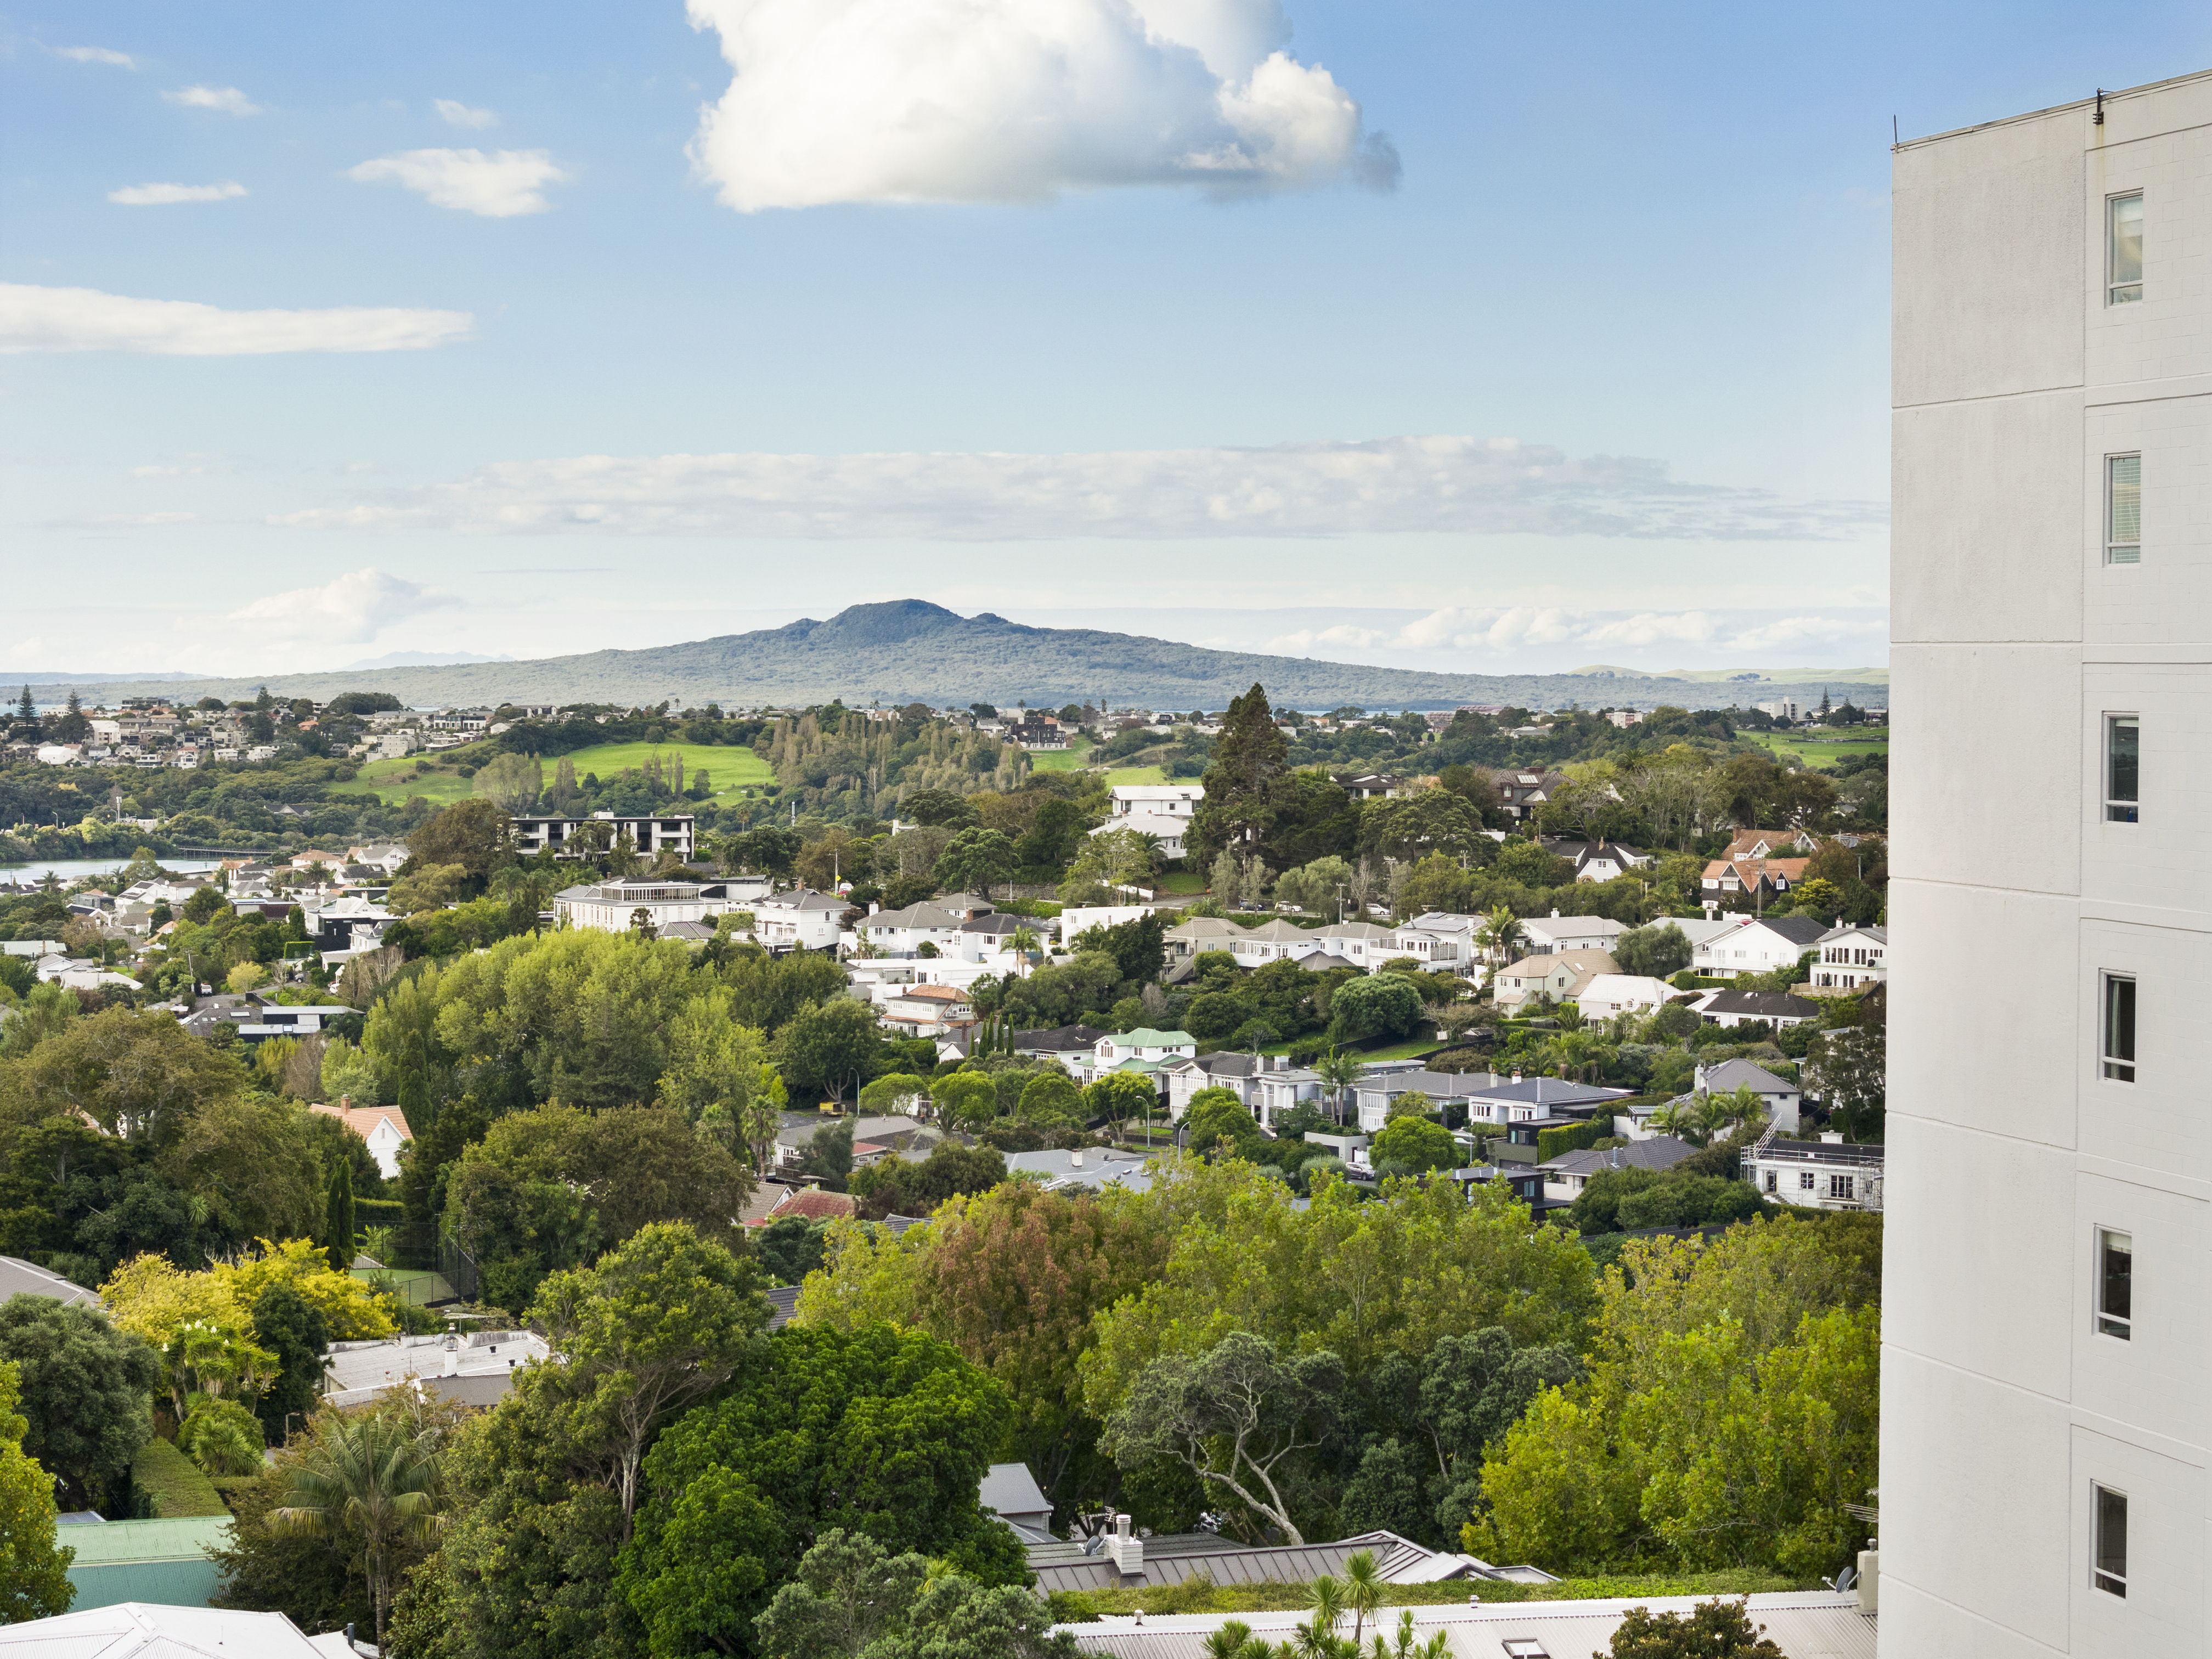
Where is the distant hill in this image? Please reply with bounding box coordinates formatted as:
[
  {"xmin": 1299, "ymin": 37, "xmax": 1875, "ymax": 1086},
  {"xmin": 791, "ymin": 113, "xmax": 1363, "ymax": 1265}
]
[
  {"xmin": 1568, "ymin": 662, "xmax": 1890, "ymax": 686},
  {"xmin": 3, "ymin": 601, "xmax": 1890, "ymax": 712}
]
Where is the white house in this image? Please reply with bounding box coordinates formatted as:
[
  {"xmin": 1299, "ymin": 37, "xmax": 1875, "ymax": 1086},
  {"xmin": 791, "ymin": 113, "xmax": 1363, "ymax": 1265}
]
[
  {"xmin": 554, "ymin": 877, "xmax": 724, "ymax": 934},
  {"xmin": 510, "ymin": 811, "xmax": 696, "ymax": 862},
  {"xmin": 1517, "ymin": 913, "xmax": 1628, "ymax": 955},
  {"xmin": 1164, "ymin": 915, "xmax": 1245, "ymax": 966},
  {"xmin": 1809, "ymin": 922, "xmax": 1887, "ymax": 990},
  {"xmin": 1690, "ymin": 915, "xmax": 1827, "ymax": 978},
  {"xmin": 1742, "ymin": 1133, "xmax": 1882, "ymax": 1212},
  {"xmin": 1542, "ymin": 840, "xmax": 1653, "ymax": 883},
  {"xmin": 1108, "ymin": 785, "xmax": 1203, "ymax": 820},
  {"xmin": 854, "ymin": 901, "xmax": 975, "ymax": 956},
  {"xmin": 751, "ymin": 889, "xmax": 848, "ymax": 952},
  {"xmin": 1576, "ymin": 973, "xmax": 1678, "ymax": 1018},
  {"xmin": 1688, "ymin": 989, "xmax": 1819, "ymax": 1030},
  {"xmin": 1080, "ymin": 1027, "xmax": 1195, "ymax": 1083},
  {"xmin": 1251, "ymin": 1067, "xmax": 1325, "ymax": 1130},
  {"xmin": 876, "ymin": 983, "xmax": 975, "ymax": 1039},
  {"xmin": 1158, "ymin": 1051, "xmax": 1268, "ymax": 1118},
  {"xmin": 311, "ymin": 1102, "xmax": 414, "ymax": 1181},
  {"xmin": 1491, "ymin": 949, "xmax": 1619, "ymax": 1013},
  {"xmin": 1058, "ymin": 905, "xmax": 1152, "ymax": 941},
  {"xmin": 1221, "ymin": 919, "xmax": 1324, "ymax": 968},
  {"xmin": 1393, "ymin": 912, "xmax": 1478, "ymax": 968}
]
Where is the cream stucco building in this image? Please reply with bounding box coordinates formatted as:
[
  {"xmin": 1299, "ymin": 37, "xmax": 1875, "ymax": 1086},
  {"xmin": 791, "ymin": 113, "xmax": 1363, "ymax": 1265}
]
[{"xmin": 1886, "ymin": 67, "xmax": 2212, "ymax": 1656}]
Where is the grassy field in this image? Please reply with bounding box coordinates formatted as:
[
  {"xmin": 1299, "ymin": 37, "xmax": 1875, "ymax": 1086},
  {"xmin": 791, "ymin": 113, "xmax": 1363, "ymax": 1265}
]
[
  {"xmin": 1024, "ymin": 737, "xmax": 1095, "ymax": 772},
  {"xmin": 1746, "ymin": 730, "xmax": 1889, "ymax": 769},
  {"xmin": 1155, "ymin": 870, "xmax": 1207, "ymax": 894},
  {"xmin": 330, "ymin": 741, "xmax": 773, "ymax": 807},
  {"xmin": 1100, "ymin": 765, "xmax": 1166, "ymax": 785}
]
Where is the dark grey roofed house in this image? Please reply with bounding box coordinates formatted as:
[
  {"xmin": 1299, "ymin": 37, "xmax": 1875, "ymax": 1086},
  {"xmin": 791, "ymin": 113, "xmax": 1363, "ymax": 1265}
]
[
  {"xmin": 1013, "ymin": 1024, "xmax": 1108, "ymax": 1054},
  {"xmin": 764, "ymin": 1286, "xmax": 800, "ymax": 1330},
  {"xmin": 1025, "ymin": 1525, "xmax": 1551, "ymax": 1595},
  {"xmin": 1754, "ymin": 915, "xmax": 1831, "ymax": 948},
  {"xmin": 1698, "ymin": 990, "xmax": 1820, "ymax": 1028},
  {"xmin": 978, "ymin": 1463, "xmax": 1054, "ymax": 1536},
  {"xmin": 1541, "ymin": 1135, "xmax": 1696, "ymax": 1184},
  {"xmin": 0, "ymin": 1255, "xmax": 97, "ymax": 1309}
]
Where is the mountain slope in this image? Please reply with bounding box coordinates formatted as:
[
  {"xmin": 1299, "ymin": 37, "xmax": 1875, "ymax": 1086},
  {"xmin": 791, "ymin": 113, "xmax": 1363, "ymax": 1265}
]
[{"xmin": 5, "ymin": 601, "xmax": 1888, "ymax": 711}]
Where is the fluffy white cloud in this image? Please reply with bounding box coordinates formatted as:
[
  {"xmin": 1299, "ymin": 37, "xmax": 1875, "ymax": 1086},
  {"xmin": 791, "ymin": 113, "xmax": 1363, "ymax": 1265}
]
[
  {"xmin": 683, "ymin": 0, "xmax": 1396, "ymax": 210},
  {"xmin": 1382, "ymin": 603, "xmax": 1883, "ymax": 662},
  {"xmin": 275, "ymin": 436, "xmax": 1886, "ymax": 541},
  {"xmin": 347, "ymin": 148, "xmax": 567, "ymax": 216},
  {"xmin": 108, "ymin": 180, "xmax": 248, "ymax": 206},
  {"xmin": 435, "ymin": 99, "xmax": 499, "ymax": 129},
  {"xmin": 58, "ymin": 46, "xmax": 138, "ymax": 67},
  {"xmin": 228, "ymin": 568, "xmax": 455, "ymax": 645},
  {"xmin": 164, "ymin": 84, "xmax": 258, "ymax": 114},
  {"xmin": 0, "ymin": 283, "xmax": 473, "ymax": 354}
]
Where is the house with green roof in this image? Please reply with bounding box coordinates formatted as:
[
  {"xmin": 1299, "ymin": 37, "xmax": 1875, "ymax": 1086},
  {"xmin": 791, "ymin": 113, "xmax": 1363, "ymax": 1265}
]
[{"xmin": 1077, "ymin": 1028, "xmax": 1195, "ymax": 1085}]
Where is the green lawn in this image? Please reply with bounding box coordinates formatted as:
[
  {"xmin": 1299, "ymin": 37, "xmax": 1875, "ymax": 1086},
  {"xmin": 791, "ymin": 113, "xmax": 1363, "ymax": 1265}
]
[
  {"xmin": 330, "ymin": 741, "xmax": 772, "ymax": 807},
  {"xmin": 1746, "ymin": 730, "xmax": 1889, "ymax": 769},
  {"xmin": 1025, "ymin": 737, "xmax": 1095, "ymax": 772},
  {"xmin": 1101, "ymin": 765, "xmax": 1166, "ymax": 785},
  {"xmin": 1155, "ymin": 870, "xmax": 1207, "ymax": 894}
]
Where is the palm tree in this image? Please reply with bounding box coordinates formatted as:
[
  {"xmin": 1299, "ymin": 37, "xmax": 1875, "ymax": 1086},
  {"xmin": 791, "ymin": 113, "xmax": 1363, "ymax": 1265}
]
[
  {"xmin": 1474, "ymin": 904, "xmax": 1522, "ymax": 969},
  {"xmin": 1296, "ymin": 1575, "xmax": 1347, "ymax": 1659},
  {"xmin": 1340, "ymin": 1549, "xmax": 1384, "ymax": 1649},
  {"xmin": 270, "ymin": 1414, "xmax": 442, "ymax": 1647},
  {"xmin": 1311, "ymin": 1049, "xmax": 1366, "ymax": 1128},
  {"xmin": 1205, "ymin": 1620, "xmax": 1258, "ymax": 1659},
  {"xmin": 1007, "ymin": 926, "xmax": 1041, "ymax": 978}
]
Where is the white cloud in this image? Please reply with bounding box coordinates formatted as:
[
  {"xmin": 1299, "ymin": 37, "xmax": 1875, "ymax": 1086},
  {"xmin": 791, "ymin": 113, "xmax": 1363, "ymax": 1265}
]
[
  {"xmin": 227, "ymin": 568, "xmax": 456, "ymax": 645},
  {"xmin": 683, "ymin": 0, "xmax": 1397, "ymax": 210},
  {"xmin": 108, "ymin": 180, "xmax": 248, "ymax": 206},
  {"xmin": 1380, "ymin": 603, "xmax": 1884, "ymax": 662},
  {"xmin": 163, "ymin": 84, "xmax": 258, "ymax": 115},
  {"xmin": 435, "ymin": 99, "xmax": 499, "ymax": 129},
  {"xmin": 83, "ymin": 511, "xmax": 199, "ymax": 527},
  {"xmin": 58, "ymin": 46, "xmax": 138, "ymax": 67},
  {"xmin": 347, "ymin": 148, "xmax": 567, "ymax": 216},
  {"xmin": 131, "ymin": 464, "xmax": 206, "ymax": 476},
  {"xmin": 1726, "ymin": 614, "xmax": 1884, "ymax": 652},
  {"xmin": 275, "ymin": 436, "xmax": 1887, "ymax": 541},
  {"xmin": 0, "ymin": 283, "xmax": 474, "ymax": 354}
]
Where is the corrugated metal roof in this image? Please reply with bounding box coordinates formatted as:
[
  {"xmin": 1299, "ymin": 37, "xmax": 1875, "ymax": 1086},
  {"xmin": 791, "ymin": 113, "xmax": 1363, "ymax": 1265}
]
[{"xmin": 54, "ymin": 1519, "xmax": 233, "ymax": 1566}]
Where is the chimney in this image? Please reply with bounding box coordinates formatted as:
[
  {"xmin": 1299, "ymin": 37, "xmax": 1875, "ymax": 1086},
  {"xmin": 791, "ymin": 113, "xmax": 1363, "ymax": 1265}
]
[
  {"xmin": 1069, "ymin": 1149, "xmax": 1084, "ymax": 1168},
  {"xmin": 1510, "ymin": 1070, "xmax": 1521, "ymax": 1085},
  {"xmin": 1821, "ymin": 1131, "xmax": 1844, "ymax": 1144},
  {"xmin": 442, "ymin": 1335, "xmax": 460, "ymax": 1376},
  {"xmin": 340, "ymin": 1095, "xmax": 352, "ymax": 1112},
  {"xmin": 1105, "ymin": 1513, "xmax": 1144, "ymax": 1577}
]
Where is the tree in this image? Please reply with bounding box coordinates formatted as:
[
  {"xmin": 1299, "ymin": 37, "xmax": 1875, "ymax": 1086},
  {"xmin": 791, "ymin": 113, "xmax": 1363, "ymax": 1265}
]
[
  {"xmin": 932, "ymin": 827, "xmax": 1018, "ymax": 899},
  {"xmin": 752, "ymin": 1528, "xmax": 929, "ymax": 1659},
  {"xmin": 930, "ymin": 1071, "xmax": 1001, "ymax": 1131},
  {"xmin": 403, "ymin": 799, "xmax": 514, "ymax": 883},
  {"xmin": 1608, "ymin": 1600, "xmax": 1784, "ymax": 1657},
  {"xmin": 1359, "ymin": 793, "xmax": 1486, "ymax": 865},
  {"xmin": 155, "ymin": 1094, "xmax": 325, "ymax": 1256},
  {"xmin": 321, "ymin": 1160, "xmax": 356, "ymax": 1274},
  {"xmin": 617, "ymin": 1323, "xmax": 1026, "ymax": 1657},
  {"xmin": 902, "ymin": 789, "xmax": 980, "ymax": 828},
  {"xmin": 1369, "ymin": 1116, "xmax": 1459, "ymax": 1174},
  {"xmin": 1104, "ymin": 1331, "xmax": 1344, "ymax": 1545},
  {"xmin": 527, "ymin": 1221, "xmax": 769, "ymax": 1537},
  {"xmin": 1613, "ymin": 922, "xmax": 1693, "ymax": 980},
  {"xmin": 250, "ymin": 1286, "xmax": 329, "ymax": 1447},
  {"xmin": 472, "ymin": 753, "xmax": 545, "ymax": 813},
  {"xmin": 0, "ymin": 1359, "xmax": 76, "ymax": 1623},
  {"xmin": 1187, "ymin": 685, "xmax": 1290, "ymax": 866},
  {"xmin": 0, "ymin": 1297, "xmax": 161, "ymax": 1513},
  {"xmin": 1084, "ymin": 1071, "xmax": 1155, "ymax": 1140},
  {"xmin": 1015, "ymin": 1070, "xmax": 1084, "ymax": 1128},
  {"xmin": 1328, "ymin": 974, "xmax": 1423, "ymax": 1043},
  {"xmin": 6, "ymin": 1006, "xmax": 246, "ymax": 1145},
  {"xmin": 1310, "ymin": 1048, "xmax": 1365, "ymax": 1126},
  {"xmin": 775, "ymin": 1000, "xmax": 885, "ymax": 1105},
  {"xmin": 1810, "ymin": 1015, "xmax": 1885, "ymax": 1142},
  {"xmin": 847, "ymin": 1142, "xmax": 1007, "ymax": 1222},
  {"xmin": 270, "ymin": 1412, "xmax": 442, "ymax": 1647},
  {"xmin": 1184, "ymin": 1088, "xmax": 1266, "ymax": 1159},
  {"xmin": 658, "ymin": 997, "xmax": 783, "ymax": 1176}
]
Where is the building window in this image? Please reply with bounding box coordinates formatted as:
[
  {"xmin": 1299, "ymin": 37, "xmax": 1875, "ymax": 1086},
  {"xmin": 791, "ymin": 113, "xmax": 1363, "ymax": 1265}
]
[
  {"xmin": 2108, "ymin": 193, "xmax": 2143, "ymax": 304},
  {"xmin": 1764, "ymin": 1171, "xmax": 1778, "ymax": 1193},
  {"xmin": 2102, "ymin": 974, "xmax": 2137, "ymax": 1083},
  {"xmin": 1799, "ymin": 1171, "xmax": 1816, "ymax": 1190},
  {"xmin": 1828, "ymin": 1173, "xmax": 1855, "ymax": 1200},
  {"xmin": 2097, "ymin": 1228, "xmax": 2132, "ymax": 1340},
  {"xmin": 2094, "ymin": 1485, "xmax": 2129, "ymax": 1598},
  {"xmin": 2106, "ymin": 454, "xmax": 2141, "ymax": 564},
  {"xmin": 2105, "ymin": 716, "xmax": 2138, "ymax": 823}
]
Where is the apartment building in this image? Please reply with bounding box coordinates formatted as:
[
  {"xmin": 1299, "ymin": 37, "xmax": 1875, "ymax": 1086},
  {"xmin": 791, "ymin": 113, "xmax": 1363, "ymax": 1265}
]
[{"xmin": 1886, "ymin": 69, "xmax": 2212, "ymax": 1656}]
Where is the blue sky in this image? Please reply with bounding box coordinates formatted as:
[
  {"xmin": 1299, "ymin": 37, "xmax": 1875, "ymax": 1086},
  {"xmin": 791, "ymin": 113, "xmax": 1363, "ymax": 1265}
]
[{"xmin": 5, "ymin": 1, "xmax": 2209, "ymax": 680}]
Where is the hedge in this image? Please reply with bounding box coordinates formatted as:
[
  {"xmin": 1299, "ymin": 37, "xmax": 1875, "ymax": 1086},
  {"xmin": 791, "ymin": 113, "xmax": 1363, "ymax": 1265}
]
[
  {"xmin": 1536, "ymin": 1117, "xmax": 1613, "ymax": 1164},
  {"xmin": 356, "ymin": 1198, "xmax": 404, "ymax": 1223},
  {"xmin": 131, "ymin": 1437, "xmax": 228, "ymax": 1518}
]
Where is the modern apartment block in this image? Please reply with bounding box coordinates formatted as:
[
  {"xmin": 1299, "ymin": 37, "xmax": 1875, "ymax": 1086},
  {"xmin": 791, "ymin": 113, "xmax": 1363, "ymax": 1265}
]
[{"xmin": 1888, "ymin": 70, "xmax": 2212, "ymax": 1655}]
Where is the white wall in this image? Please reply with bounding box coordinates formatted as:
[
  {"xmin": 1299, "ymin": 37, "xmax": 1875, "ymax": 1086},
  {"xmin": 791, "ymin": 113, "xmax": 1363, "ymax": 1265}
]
[{"xmin": 1886, "ymin": 69, "xmax": 2212, "ymax": 1658}]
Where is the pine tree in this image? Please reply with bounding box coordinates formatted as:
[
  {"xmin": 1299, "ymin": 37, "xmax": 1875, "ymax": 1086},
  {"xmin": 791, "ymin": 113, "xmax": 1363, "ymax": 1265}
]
[
  {"xmin": 323, "ymin": 1160, "xmax": 357, "ymax": 1274},
  {"xmin": 1188, "ymin": 683, "xmax": 1288, "ymax": 866},
  {"xmin": 13, "ymin": 686, "xmax": 31, "ymax": 725}
]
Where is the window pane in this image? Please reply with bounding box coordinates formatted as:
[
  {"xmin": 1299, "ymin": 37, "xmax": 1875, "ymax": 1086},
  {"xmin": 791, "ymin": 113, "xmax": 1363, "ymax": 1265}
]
[
  {"xmin": 2107, "ymin": 717, "xmax": 2138, "ymax": 822},
  {"xmin": 2104, "ymin": 977, "xmax": 2136, "ymax": 1081},
  {"xmin": 2099, "ymin": 1229, "xmax": 2132, "ymax": 1338},
  {"xmin": 2095, "ymin": 1486, "xmax": 2128, "ymax": 1596},
  {"xmin": 2107, "ymin": 454, "xmax": 2141, "ymax": 562},
  {"xmin": 2110, "ymin": 194, "xmax": 2143, "ymax": 303}
]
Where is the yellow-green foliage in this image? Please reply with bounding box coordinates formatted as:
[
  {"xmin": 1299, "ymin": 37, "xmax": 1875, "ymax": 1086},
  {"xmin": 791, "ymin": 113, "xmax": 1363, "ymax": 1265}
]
[
  {"xmin": 0, "ymin": 1360, "xmax": 75, "ymax": 1617},
  {"xmin": 1080, "ymin": 1159, "xmax": 1598, "ymax": 1419},
  {"xmin": 129, "ymin": 1436, "xmax": 228, "ymax": 1518},
  {"xmin": 1470, "ymin": 1218, "xmax": 1879, "ymax": 1578},
  {"xmin": 1050, "ymin": 1568, "xmax": 1808, "ymax": 1622}
]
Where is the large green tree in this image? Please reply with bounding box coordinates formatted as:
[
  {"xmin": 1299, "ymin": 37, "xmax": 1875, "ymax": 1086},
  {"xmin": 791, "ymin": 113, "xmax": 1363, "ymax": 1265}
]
[
  {"xmin": 1187, "ymin": 685, "xmax": 1290, "ymax": 866},
  {"xmin": 617, "ymin": 1323, "xmax": 1026, "ymax": 1658},
  {"xmin": 0, "ymin": 1359, "xmax": 76, "ymax": 1623},
  {"xmin": 0, "ymin": 1297, "xmax": 161, "ymax": 1513}
]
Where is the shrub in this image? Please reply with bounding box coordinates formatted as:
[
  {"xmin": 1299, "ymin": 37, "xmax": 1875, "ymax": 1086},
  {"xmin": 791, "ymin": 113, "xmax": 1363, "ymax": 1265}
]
[
  {"xmin": 1536, "ymin": 1118, "xmax": 1612, "ymax": 1164},
  {"xmin": 131, "ymin": 1436, "xmax": 228, "ymax": 1517}
]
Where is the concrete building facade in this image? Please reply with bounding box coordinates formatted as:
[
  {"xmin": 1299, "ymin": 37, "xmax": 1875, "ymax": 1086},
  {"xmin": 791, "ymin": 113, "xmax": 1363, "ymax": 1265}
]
[{"xmin": 1886, "ymin": 68, "xmax": 2212, "ymax": 1657}]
